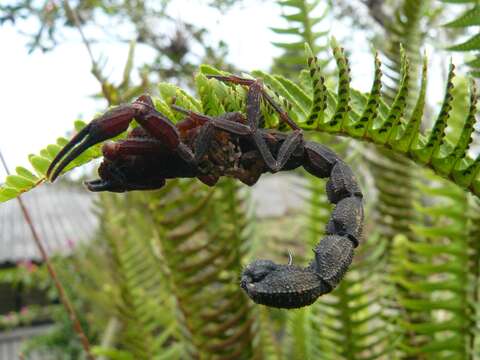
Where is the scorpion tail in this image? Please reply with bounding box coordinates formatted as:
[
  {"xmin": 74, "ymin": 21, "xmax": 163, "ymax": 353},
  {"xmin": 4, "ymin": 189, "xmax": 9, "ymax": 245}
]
[{"xmin": 240, "ymin": 143, "xmax": 363, "ymax": 309}]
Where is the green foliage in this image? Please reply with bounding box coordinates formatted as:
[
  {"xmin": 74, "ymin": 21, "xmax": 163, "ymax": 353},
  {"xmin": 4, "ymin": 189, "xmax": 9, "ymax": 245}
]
[
  {"xmin": 0, "ymin": 305, "xmax": 57, "ymax": 331},
  {"xmin": 0, "ymin": 119, "xmax": 114, "ymax": 202},
  {"xmin": 133, "ymin": 178, "xmax": 257, "ymax": 358},
  {"xmin": 381, "ymin": 0, "xmax": 430, "ymax": 103},
  {"xmin": 442, "ymin": 0, "xmax": 480, "ymax": 78},
  {"xmin": 139, "ymin": 87, "xmax": 259, "ymax": 356},
  {"xmin": 3, "ymin": 40, "xmax": 480, "ymax": 201},
  {"xmin": 21, "ymin": 305, "xmax": 93, "ymax": 360},
  {"xmin": 5, "ymin": 5, "xmax": 480, "ymax": 356},
  {"xmin": 272, "ymin": 0, "xmax": 331, "ymax": 76},
  {"xmin": 365, "ymin": 0, "xmax": 427, "ymax": 245},
  {"xmin": 28, "ymin": 193, "xmax": 187, "ymax": 359},
  {"xmin": 390, "ymin": 178, "xmax": 479, "ymax": 357},
  {"xmin": 97, "ymin": 194, "xmax": 183, "ymax": 359}
]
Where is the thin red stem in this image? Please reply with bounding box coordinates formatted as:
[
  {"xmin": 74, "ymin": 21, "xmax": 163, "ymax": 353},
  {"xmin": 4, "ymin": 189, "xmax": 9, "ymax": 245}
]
[{"xmin": 0, "ymin": 150, "xmax": 95, "ymax": 360}]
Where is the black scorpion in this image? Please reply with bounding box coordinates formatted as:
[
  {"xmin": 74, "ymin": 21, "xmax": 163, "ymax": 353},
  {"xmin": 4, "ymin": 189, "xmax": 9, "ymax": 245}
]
[{"xmin": 47, "ymin": 75, "xmax": 364, "ymax": 309}]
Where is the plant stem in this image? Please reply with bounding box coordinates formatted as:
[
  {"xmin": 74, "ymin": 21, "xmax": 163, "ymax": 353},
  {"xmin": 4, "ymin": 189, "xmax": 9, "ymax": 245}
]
[{"xmin": 0, "ymin": 150, "xmax": 95, "ymax": 360}]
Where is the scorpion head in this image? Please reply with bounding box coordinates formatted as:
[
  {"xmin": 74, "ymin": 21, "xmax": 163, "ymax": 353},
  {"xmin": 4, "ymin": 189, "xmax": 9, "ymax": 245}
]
[{"xmin": 241, "ymin": 260, "xmax": 278, "ymax": 286}]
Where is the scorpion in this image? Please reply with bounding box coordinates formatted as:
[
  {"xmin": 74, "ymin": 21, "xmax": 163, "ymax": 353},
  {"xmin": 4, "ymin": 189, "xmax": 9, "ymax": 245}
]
[{"xmin": 47, "ymin": 75, "xmax": 364, "ymax": 309}]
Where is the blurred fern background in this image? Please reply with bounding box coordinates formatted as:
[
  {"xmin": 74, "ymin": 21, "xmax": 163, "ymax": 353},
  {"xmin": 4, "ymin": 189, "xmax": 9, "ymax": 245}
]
[{"xmin": 2, "ymin": 0, "xmax": 480, "ymax": 359}]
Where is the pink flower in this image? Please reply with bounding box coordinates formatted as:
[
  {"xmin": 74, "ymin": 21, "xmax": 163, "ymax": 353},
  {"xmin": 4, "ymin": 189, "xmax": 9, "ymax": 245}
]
[
  {"xmin": 17, "ymin": 260, "xmax": 38, "ymax": 273},
  {"xmin": 66, "ymin": 238, "xmax": 76, "ymax": 250}
]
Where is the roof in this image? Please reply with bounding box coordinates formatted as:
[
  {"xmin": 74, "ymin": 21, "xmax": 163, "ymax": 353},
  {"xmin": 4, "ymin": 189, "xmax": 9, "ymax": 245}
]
[
  {"xmin": 0, "ymin": 183, "xmax": 98, "ymax": 264},
  {"xmin": 0, "ymin": 173, "xmax": 306, "ymax": 264},
  {"xmin": 251, "ymin": 173, "xmax": 307, "ymax": 217},
  {"xmin": 0, "ymin": 324, "xmax": 53, "ymax": 359}
]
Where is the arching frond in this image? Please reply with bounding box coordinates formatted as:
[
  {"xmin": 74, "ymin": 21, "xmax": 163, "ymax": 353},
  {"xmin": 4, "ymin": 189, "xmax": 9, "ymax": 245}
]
[
  {"xmin": 442, "ymin": 0, "xmax": 480, "ymax": 78},
  {"xmin": 272, "ymin": 0, "xmax": 331, "ymax": 76},
  {"xmin": 2, "ymin": 41, "xmax": 480, "ymax": 200}
]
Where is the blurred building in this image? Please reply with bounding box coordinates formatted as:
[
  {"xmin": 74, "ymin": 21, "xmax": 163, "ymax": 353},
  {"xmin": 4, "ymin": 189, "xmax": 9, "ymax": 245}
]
[
  {"xmin": 0, "ymin": 173, "xmax": 306, "ymax": 358},
  {"xmin": 0, "ymin": 183, "xmax": 98, "ymax": 359}
]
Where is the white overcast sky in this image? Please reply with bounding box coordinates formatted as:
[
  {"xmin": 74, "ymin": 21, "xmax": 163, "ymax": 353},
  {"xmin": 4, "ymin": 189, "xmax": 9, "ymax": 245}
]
[{"xmin": 0, "ymin": 0, "xmax": 452, "ymax": 182}]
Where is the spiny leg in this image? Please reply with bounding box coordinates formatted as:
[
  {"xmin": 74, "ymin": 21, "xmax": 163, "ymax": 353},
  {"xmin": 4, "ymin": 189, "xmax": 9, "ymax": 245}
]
[
  {"xmin": 206, "ymin": 74, "xmax": 301, "ymax": 130},
  {"xmin": 207, "ymin": 75, "xmax": 303, "ymax": 172},
  {"xmin": 171, "ymin": 104, "xmax": 253, "ymax": 186},
  {"xmin": 171, "ymin": 104, "xmax": 288, "ymax": 185},
  {"xmin": 171, "ymin": 104, "xmax": 251, "ymax": 162}
]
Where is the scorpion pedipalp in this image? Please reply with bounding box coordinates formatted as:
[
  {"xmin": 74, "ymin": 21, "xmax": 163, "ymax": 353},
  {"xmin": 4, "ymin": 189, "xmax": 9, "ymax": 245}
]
[
  {"xmin": 48, "ymin": 105, "xmax": 137, "ymax": 181},
  {"xmin": 47, "ymin": 95, "xmax": 185, "ymax": 182}
]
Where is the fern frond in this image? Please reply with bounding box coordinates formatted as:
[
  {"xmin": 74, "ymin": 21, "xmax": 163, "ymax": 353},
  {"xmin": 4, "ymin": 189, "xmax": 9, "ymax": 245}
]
[
  {"xmin": 364, "ymin": 0, "xmax": 428, "ymax": 246},
  {"xmin": 442, "ymin": 1, "xmax": 480, "ymax": 78},
  {"xmin": 94, "ymin": 193, "xmax": 184, "ymax": 359},
  {"xmin": 272, "ymin": 0, "xmax": 331, "ymax": 76},
  {"xmin": 3, "ymin": 40, "xmax": 480, "ymax": 201},
  {"xmin": 0, "ymin": 120, "xmax": 100, "ymax": 202},
  {"xmin": 391, "ymin": 177, "xmax": 477, "ymax": 358},
  {"xmin": 143, "ymin": 78, "xmax": 258, "ymax": 357},
  {"xmin": 381, "ymin": 0, "xmax": 428, "ymax": 104},
  {"xmin": 143, "ymin": 177, "xmax": 258, "ymax": 358}
]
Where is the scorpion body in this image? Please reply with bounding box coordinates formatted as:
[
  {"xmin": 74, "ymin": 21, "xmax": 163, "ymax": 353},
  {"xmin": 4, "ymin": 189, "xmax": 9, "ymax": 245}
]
[{"xmin": 47, "ymin": 75, "xmax": 364, "ymax": 309}]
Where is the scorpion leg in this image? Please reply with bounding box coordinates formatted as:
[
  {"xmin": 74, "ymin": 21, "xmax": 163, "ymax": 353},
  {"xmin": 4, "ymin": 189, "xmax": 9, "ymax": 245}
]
[
  {"xmin": 207, "ymin": 75, "xmax": 303, "ymax": 173},
  {"xmin": 48, "ymin": 95, "xmax": 193, "ymax": 181},
  {"xmin": 241, "ymin": 141, "xmax": 363, "ymax": 308},
  {"xmin": 171, "ymin": 104, "xmax": 251, "ymax": 162},
  {"xmin": 101, "ymin": 138, "xmax": 168, "ymax": 160},
  {"xmin": 207, "ymin": 75, "xmax": 301, "ymax": 130},
  {"xmin": 84, "ymin": 138, "xmax": 170, "ymax": 192},
  {"xmin": 245, "ymin": 82, "xmax": 303, "ymax": 173},
  {"xmin": 171, "ymin": 105, "xmax": 255, "ymax": 187}
]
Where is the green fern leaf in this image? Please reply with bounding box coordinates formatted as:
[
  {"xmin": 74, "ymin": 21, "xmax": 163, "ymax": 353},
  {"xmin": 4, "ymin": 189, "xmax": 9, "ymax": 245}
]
[
  {"xmin": 3, "ymin": 40, "xmax": 480, "ymax": 202},
  {"xmin": 272, "ymin": 0, "xmax": 330, "ymax": 77},
  {"xmin": 444, "ymin": 5, "xmax": 480, "ymax": 27},
  {"xmin": 448, "ymin": 33, "xmax": 480, "ymax": 51}
]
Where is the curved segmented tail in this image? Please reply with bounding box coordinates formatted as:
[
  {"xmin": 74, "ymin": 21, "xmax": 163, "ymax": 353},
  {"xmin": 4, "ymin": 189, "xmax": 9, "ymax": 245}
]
[{"xmin": 241, "ymin": 144, "xmax": 363, "ymax": 309}]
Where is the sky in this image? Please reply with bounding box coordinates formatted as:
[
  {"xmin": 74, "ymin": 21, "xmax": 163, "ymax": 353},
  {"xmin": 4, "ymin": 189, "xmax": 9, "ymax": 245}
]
[
  {"xmin": 0, "ymin": 0, "xmax": 291, "ymax": 180},
  {"xmin": 0, "ymin": 0, "xmax": 452, "ymax": 182}
]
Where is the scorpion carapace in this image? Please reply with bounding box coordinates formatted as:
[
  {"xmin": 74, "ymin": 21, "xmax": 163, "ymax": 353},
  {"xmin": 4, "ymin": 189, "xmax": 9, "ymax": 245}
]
[{"xmin": 47, "ymin": 75, "xmax": 364, "ymax": 309}]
